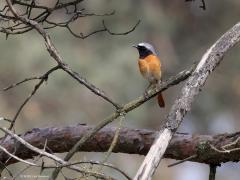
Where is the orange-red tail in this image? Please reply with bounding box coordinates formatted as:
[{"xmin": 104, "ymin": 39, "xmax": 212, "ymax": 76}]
[{"xmin": 157, "ymin": 93, "xmax": 165, "ymax": 108}]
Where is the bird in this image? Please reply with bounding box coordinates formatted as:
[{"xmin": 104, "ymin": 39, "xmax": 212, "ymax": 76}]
[{"xmin": 133, "ymin": 42, "xmax": 165, "ymax": 108}]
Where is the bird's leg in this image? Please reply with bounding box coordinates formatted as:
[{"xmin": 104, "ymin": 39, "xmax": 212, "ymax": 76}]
[
  {"xmin": 146, "ymin": 83, "xmax": 153, "ymax": 90},
  {"xmin": 157, "ymin": 79, "xmax": 161, "ymax": 88},
  {"xmin": 144, "ymin": 83, "xmax": 153, "ymax": 98}
]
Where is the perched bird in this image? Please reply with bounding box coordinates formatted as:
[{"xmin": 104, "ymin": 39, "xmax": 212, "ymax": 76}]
[{"xmin": 133, "ymin": 42, "xmax": 165, "ymax": 108}]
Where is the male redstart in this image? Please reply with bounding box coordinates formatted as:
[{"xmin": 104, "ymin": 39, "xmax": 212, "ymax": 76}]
[{"xmin": 133, "ymin": 42, "xmax": 165, "ymax": 108}]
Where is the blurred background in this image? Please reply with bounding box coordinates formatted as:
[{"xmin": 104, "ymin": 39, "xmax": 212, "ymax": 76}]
[{"xmin": 0, "ymin": 0, "xmax": 240, "ymax": 179}]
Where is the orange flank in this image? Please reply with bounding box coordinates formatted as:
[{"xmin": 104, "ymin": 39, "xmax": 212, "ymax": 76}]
[{"xmin": 138, "ymin": 54, "xmax": 161, "ymax": 83}]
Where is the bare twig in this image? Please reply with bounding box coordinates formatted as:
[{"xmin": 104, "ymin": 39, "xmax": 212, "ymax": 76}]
[
  {"xmin": 0, "ymin": 117, "xmax": 12, "ymax": 123},
  {"xmin": 222, "ymin": 137, "xmax": 240, "ymax": 150},
  {"xmin": 2, "ymin": 76, "xmax": 43, "ymax": 91},
  {"xmin": 66, "ymin": 19, "xmax": 141, "ymax": 39},
  {"xmin": 0, "ymin": 161, "xmax": 13, "ymax": 178},
  {"xmin": 210, "ymin": 140, "xmax": 240, "ymax": 154},
  {"xmin": 102, "ymin": 20, "xmax": 141, "ymax": 35},
  {"xmin": 0, "ymin": 144, "xmax": 36, "ymax": 166},
  {"xmin": 12, "ymin": 155, "xmax": 42, "ymax": 180},
  {"xmin": 134, "ymin": 22, "xmax": 240, "ymax": 180},
  {"xmin": 8, "ymin": 66, "xmax": 60, "ymax": 130},
  {"xmin": 168, "ymin": 154, "xmax": 197, "ymax": 167},
  {"xmin": 42, "ymin": 161, "xmax": 131, "ymax": 180},
  {"xmin": 1, "ymin": 0, "xmax": 140, "ymax": 39},
  {"xmin": 99, "ymin": 113, "xmax": 125, "ymax": 171}
]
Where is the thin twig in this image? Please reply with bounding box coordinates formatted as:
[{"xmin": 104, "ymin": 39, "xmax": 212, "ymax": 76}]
[
  {"xmin": 102, "ymin": 20, "xmax": 141, "ymax": 35},
  {"xmin": 210, "ymin": 143, "xmax": 240, "ymax": 153},
  {"xmin": 13, "ymin": 140, "xmax": 48, "ymax": 179},
  {"xmin": 222, "ymin": 137, "xmax": 240, "ymax": 150},
  {"xmin": 0, "ymin": 117, "xmax": 12, "ymax": 123},
  {"xmin": 8, "ymin": 66, "xmax": 60, "ymax": 130},
  {"xmin": 42, "ymin": 161, "xmax": 131, "ymax": 180},
  {"xmin": 0, "ymin": 144, "xmax": 36, "ymax": 166},
  {"xmin": 12, "ymin": 156, "xmax": 42, "ymax": 180},
  {"xmin": 1, "ymin": 0, "xmax": 139, "ymax": 39},
  {"xmin": 2, "ymin": 76, "xmax": 43, "ymax": 91},
  {"xmin": 0, "ymin": 161, "xmax": 13, "ymax": 178},
  {"xmin": 168, "ymin": 154, "xmax": 197, "ymax": 167},
  {"xmin": 99, "ymin": 113, "xmax": 125, "ymax": 171}
]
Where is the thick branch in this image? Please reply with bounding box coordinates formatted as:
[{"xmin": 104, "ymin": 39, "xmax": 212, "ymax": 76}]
[
  {"xmin": 134, "ymin": 22, "xmax": 240, "ymax": 180},
  {"xmin": 0, "ymin": 125, "xmax": 240, "ymax": 166},
  {"xmin": 0, "ymin": 127, "xmax": 112, "ymax": 180}
]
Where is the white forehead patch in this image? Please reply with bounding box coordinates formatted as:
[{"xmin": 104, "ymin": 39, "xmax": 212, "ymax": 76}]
[{"xmin": 138, "ymin": 42, "xmax": 157, "ymax": 55}]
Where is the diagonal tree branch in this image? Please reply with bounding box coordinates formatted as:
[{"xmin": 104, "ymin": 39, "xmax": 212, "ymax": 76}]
[
  {"xmin": 134, "ymin": 22, "xmax": 240, "ymax": 180},
  {"xmin": 5, "ymin": 0, "xmax": 121, "ymax": 109},
  {"xmin": 50, "ymin": 64, "xmax": 194, "ymax": 179}
]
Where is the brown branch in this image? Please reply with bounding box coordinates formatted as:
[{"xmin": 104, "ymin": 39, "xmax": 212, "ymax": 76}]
[
  {"xmin": 0, "ymin": 127, "xmax": 114, "ymax": 180},
  {"xmin": 1, "ymin": 125, "xmax": 240, "ymax": 166},
  {"xmin": 5, "ymin": 0, "xmax": 121, "ymax": 109},
  {"xmin": 134, "ymin": 22, "xmax": 240, "ymax": 180},
  {"xmin": 50, "ymin": 64, "xmax": 194, "ymax": 179}
]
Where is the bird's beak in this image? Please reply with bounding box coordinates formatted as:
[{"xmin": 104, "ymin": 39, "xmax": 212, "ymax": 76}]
[{"xmin": 132, "ymin": 45, "xmax": 138, "ymax": 48}]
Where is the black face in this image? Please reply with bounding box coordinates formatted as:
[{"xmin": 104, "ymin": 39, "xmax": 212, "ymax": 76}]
[{"xmin": 136, "ymin": 45, "xmax": 153, "ymax": 59}]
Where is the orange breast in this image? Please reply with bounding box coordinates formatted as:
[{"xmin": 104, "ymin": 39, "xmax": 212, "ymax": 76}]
[{"xmin": 138, "ymin": 54, "xmax": 161, "ymax": 83}]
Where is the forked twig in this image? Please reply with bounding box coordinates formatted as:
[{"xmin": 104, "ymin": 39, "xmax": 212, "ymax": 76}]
[{"xmin": 8, "ymin": 66, "xmax": 60, "ymax": 130}]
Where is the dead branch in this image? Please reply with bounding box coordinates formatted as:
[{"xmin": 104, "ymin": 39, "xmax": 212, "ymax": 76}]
[
  {"xmin": 0, "ymin": 125, "xmax": 240, "ymax": 166},
  {"xmin": 134, "ymin": 22, "xmax": 240, "ymax": 180},
  {"xmin": 0, "ymin": 127, "xmax": 116, "ymax": 180}
]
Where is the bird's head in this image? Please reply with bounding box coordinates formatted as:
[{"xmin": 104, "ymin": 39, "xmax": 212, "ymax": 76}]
[{"xmin": 133, "ymin": 42, "xmax": 157, "ymax": 58}]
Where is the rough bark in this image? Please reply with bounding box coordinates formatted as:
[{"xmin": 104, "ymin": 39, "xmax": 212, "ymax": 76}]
[{"xmin": 0, "ymin": 125, "xmax": 240, "ymax": 166}]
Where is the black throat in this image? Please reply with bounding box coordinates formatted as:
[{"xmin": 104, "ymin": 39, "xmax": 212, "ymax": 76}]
[{"xmin": 138, "ymin": 49, "xmax": 153, "ymax": 59}]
